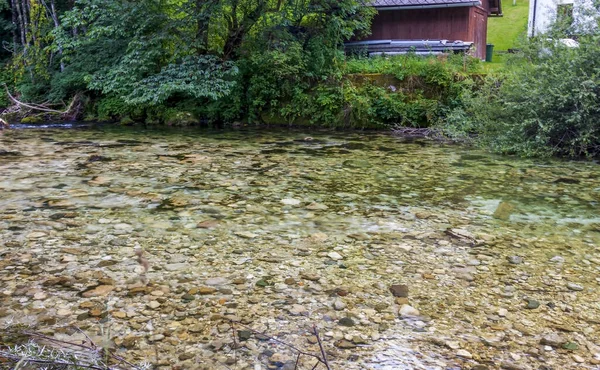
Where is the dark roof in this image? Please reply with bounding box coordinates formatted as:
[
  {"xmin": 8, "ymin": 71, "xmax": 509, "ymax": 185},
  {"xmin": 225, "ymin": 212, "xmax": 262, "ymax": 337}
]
[{"xmin": 371, "ymin": 0, "xmax": 479, "ymax": 8}]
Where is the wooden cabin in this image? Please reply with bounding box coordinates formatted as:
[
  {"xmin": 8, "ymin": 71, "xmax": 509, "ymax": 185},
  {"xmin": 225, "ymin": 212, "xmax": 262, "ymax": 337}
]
[{"xmin": 347, "ymin": 0, "xmax": 502, "ymax": 60}]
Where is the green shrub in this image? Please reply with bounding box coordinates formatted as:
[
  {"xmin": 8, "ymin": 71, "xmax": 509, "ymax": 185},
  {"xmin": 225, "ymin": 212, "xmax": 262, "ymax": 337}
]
[
  {"xmin": 339, "ymin": 54, "xmax": 479, "ymax": 127},
  {"xmin": 96, "ymin": 96, "xmax": 132, "ymax": 121},
  {"xmin": 441, "ymin": 34, "xmax": 600, "ymax": 158},
  {"xmin": 344, "ymin": 53, "xmax": 482, "ymax": 77},
  {"xmin": 0, "ymin": 68, "xmax": 9, "ymax": 108}
]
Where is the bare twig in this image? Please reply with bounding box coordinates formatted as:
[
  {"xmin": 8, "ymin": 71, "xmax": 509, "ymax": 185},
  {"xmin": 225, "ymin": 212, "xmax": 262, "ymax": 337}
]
[
  {"xmin": 4, "ymin": 85, "xmax": 74, "ymax": 114},
  {"xmin": 5, "ymin": 330, "xmax": 148, "ymax": 370},
  {"xmin": 294, "ymin": 353, "xmax": 302, "ymax": 369},
  {"xmin": 0, "ymin": 353, "xmax": 112, "ymax": 370},
  {"xmin": 135, "ymin": 248, "xmax": 149, "ymax": 285},
  {"xmin": 73, "ymin": 326, "xmax": 97, "ymax": 347},
  {"xmin": 225, "ymin": 319, "xmax": 330, "ymax": 368},
  {"xmin": 312, "ymin": 325, "xmax": 331, "ymax": 370},
  {"xmin": 3, "ymin": 84, "xmax": 81, "ymax": 117},
  {"xmin": 230, "ymin": 320, "xmax": 237, "ymax": 367}
]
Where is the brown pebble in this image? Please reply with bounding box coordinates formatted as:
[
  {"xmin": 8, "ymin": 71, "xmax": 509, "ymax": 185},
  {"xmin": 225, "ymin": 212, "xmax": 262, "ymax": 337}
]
[
  {"xmin": 112, "ymin": 311, "xmax": 127, "ymax": 319},
  {"xmin": 389, "ymin": 284, "xmax": 409, "ymax": 298},
  {"xmin": 198, "ymin": 287, "xmax": 216, "ymax": 295}
]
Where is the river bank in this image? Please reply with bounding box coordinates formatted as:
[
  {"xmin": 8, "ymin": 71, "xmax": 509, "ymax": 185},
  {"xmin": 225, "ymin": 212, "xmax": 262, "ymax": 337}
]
[{"xmin": 1, "ymin": 126, "xmax": 599, "ymax": 369}]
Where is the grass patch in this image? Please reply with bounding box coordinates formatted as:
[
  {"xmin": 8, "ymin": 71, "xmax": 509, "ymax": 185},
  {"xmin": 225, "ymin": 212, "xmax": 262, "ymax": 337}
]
[
  {"xmin": 481, "ymin": 52, "xmax": 511, "ymax": 72},
  {"xmin": 487, "ymin": 0, "xmax": 530, "ymax": 51},
  {"xmin": 344, "ymin": 53, "xmax": 483, "ymax": 76}
]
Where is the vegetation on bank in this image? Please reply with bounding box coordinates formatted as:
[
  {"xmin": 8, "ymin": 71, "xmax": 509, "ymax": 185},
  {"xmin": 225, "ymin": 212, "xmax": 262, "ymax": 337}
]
[
  {"xmin": 1, "ymin": 0, "xmax": 600, "ymax": 158},
  {"xmin": 442, "ymin": 29, "xmax": 600, "ymax": 158},
  {"xmin": 0, "ymin": 0, "xmax": 484, "ymax": 129},
  {"xmin": 0, "ymin": 0, "xmax": 376, "ymax": 125}
]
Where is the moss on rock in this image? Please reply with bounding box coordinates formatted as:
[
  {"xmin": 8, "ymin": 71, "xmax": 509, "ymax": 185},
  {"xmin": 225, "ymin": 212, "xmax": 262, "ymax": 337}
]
[{"xmin": 20, "ymin": 116, "xmax": 44, "ymax": 124}]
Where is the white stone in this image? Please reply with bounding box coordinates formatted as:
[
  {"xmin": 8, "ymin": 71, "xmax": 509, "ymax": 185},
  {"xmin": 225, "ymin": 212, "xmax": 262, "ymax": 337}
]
[
  {"xmin": 333, "ymin": 299, "xmax": 346, "ymax": 311},
  {"xmin": 164, "ymin": 263, "xmax": 189, "ymax": 272},
  {"xmin": 27, "ymin": 232, "xmax": 47, "ymax": 239},
  {"xmin": 289, "ymin": 304, "xmax": 307, "ymax": 316},
  {"xmin": 234, "ymin": 231, "xmax": 258, "ymax": 239},
  {"xmin": 56, "ymin": 309, "xmax": 71, "ymax": 316},
  {"xmin": 148, "ymin": 334, "xmax": 164, "ymax": 342},
  {"xmin": 327, "ymin": 252, "xmax": 343, "ymax": 261},
  {"xmin": 399, "ymin": 304, "xmax": 420, "ymax": 317},
  {"xmin": 147, "ymin": 301, "xmax": 161, "ymax": 309},
  {"xmin": 281, "ymin": 198, "xmax": 301, "ymax": 206},
  {"xmin": 446, "ymin": 341, "xmax": 461, "ymax": 350},
  {"xmin": 205, "ymin": 277, "xmax": 228, "ymax": 286},
  {"xmin": 306, "ymin": 202, "xmax": 328, "ymax": 210},
  {"xmin": 456, "ymin": 349, "xmax": 472, "ymax": 359}
]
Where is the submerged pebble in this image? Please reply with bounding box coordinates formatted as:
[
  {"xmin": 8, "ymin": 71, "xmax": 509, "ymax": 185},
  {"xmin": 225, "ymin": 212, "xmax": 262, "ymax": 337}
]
[{"xmin": 0, "ymin": 127, "xmax": 598, "ymax": 370}]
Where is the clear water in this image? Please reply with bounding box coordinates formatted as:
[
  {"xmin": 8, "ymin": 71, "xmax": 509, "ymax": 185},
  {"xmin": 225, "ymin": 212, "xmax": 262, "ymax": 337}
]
[{"xmin": 1, "ymin": 124, "xmax": 599, "ymax": 369}]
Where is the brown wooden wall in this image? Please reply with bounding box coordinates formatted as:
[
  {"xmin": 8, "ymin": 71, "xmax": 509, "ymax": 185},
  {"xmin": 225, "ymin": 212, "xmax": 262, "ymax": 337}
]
[
  {"xmin": 364, "ymin": 5, "xmax": 489, "ymax": 59},
  {"xmin": 470, "ymin": 6, "xmax": 488, "ymax": 59}
]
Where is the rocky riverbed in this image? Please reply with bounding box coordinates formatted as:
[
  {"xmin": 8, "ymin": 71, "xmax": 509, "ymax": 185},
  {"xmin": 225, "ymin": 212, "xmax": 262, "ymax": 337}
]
[{"xmin": 0, "ymin": 125, "xmax": 599, "ymax": 369}]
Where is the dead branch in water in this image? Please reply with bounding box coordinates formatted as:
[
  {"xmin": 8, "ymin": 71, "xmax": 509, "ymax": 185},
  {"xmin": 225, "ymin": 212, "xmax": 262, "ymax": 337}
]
[
  {"xmin": 312, "ymin": 325, "xmax": 331, "ymax": 370},
  {"xmin": 392, "ymin": 125, "xmax": 441, "ymax": 138},
  {"xmin": 0, "ymin": 117, "xmax": 8, "ymax": 129},
  {"xmin": 3, "ymin": 85, "xmax": 83, "ymax": 120},
  {"xmin": 0, "ymin": 328, "xmax": 149, "ymax": 370},
  {"xmin": 226, "ymin": 319, "xmax": 332, "ymax": 369}
]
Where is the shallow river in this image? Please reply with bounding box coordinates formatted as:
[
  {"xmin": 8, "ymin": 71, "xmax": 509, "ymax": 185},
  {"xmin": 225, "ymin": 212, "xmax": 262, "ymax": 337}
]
[{"xmin": 1, "ymin": 124, "xmax": 599, "ymax": 370}]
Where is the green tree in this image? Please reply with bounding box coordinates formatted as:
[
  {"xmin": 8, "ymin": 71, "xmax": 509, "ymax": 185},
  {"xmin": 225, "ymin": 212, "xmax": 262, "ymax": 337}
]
[{"xmin": 2, "ymin": 0, "xmax": 375, "ymax": 123}]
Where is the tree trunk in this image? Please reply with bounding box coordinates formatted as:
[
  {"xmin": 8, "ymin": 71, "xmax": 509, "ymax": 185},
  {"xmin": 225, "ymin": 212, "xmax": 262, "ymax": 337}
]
[
  {"xmin": 40, "ymin": 0, "xmax": 64, "ymax": 71},
  {"xmin": 9, "ymin": 0, "xmax": 18, "ymax": 53},
  {"xmin": 21, "ymin": 0, "xmax": 31, "ymax": 45},
  {"xmin": 223, "ymin": 0, "xmax": 266, "ymax": 59},
  {"xmin": 195, "ymin": 0, "xmax": 217, "ymax": 52},
  {"xmin": 12, "ymin": 0, "xmax": 26, "ymax": 50}
]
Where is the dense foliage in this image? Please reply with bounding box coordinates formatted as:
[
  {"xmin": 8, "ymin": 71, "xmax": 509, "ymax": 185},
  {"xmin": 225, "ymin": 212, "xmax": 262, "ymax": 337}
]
[
  {"xmin": 5, "ymin": 0, "xmax": 598, "ymax": 158},
  {"xmin": 442, "ymin": 29, "xmax": 600, "ymax": 158},
  {"xmin": 0, "ymin": 0, "xmax": 376, "ymax": 125},
  {"xmin": 330, "ymin": 54, "xmax": 482, "ymax": 127}
]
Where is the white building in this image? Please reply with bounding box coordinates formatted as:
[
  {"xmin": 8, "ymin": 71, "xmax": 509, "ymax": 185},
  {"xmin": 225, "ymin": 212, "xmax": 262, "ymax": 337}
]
[{"xmin": 528, "ymin": 0, "xmax": 597, "ymax": 36}]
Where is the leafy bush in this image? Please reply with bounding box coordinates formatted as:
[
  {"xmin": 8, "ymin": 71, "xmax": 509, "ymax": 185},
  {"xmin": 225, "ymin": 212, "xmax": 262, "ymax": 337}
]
[
  {"xmin": 442, "ymin": 34, "xmax": 600, "ymax": 157},
  {"xmin": 336, "ymin": 54, "xmax": 481, "ymax": 127},
  {"xmin": 0, "ymin": 66, "xmax": 11, "ymax": 108},
  {"xmin": 96, "ymin": 96, "xmax": 132, "ymax": 121},
  {"xmin": 344, "ymin": 53, "xmax": 482, "ymax": 76}
]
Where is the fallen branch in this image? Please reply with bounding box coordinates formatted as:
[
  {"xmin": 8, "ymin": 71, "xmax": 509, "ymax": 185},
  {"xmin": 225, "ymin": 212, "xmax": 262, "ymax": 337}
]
[
  {"xmin": 0, "ymin": 329, "xmax": 149, "ymax": 370},
  {"xmin": 4, "ymin": 85, "xmax": 81, "ymax": 116},
  {"xmin": 227, "ymin": 319, "xmax": 331, "ymax": 369},
  {"xmin": 0, "ymin": 353, "xmax": 111, "ymax": 370},
  {"xmin": 392, "ymin": 126, "xmax": 441, "ymax": 138},
  {"xmin": 312, "ymin": 325, "xmax": 331, "ymax": 370},
  {"xmin": 0, "ymin": 117, "xmax": 8, "ymax": 129}
]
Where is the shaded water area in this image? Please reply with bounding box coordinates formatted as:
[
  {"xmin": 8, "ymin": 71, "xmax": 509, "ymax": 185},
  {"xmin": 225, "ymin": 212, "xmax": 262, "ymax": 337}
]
[{"xmin": 1, "ymin": 124, "xmax": 599, "ymax": 369}]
